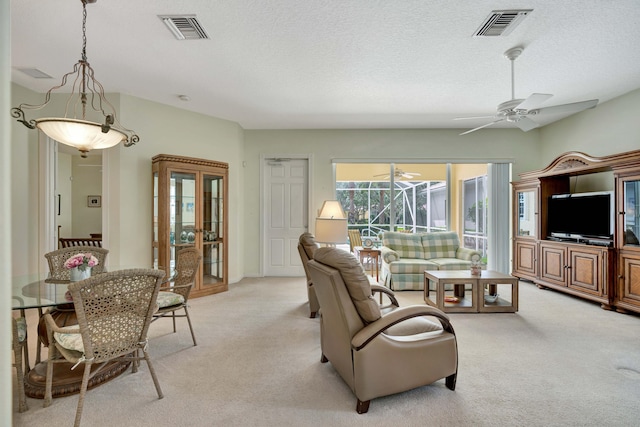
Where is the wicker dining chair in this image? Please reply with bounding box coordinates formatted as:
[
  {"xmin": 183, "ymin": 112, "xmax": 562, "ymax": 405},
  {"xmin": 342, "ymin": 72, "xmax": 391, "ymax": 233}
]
[
  {"xmin": 43, "ymin": 269, "xmax": 165, "ymax": 427},
  {"xmin": 152, "ymin": 247, "xmax": 202, "ymax": 346},
  {"xmin": 44, "ymin": 246, "xmax": 109, "ymax": 281},
  {"xmin": 12, "ymin": 316, "xmax": 29, "ymax": 413}
]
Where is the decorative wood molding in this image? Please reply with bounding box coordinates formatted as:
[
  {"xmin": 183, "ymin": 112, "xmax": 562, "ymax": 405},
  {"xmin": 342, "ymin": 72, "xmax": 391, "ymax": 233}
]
[
  {"xmin": 152, "ymin": 154, "xmax": 229, "ymax": 169},
  {"xmin": 519, "ymin": 149, "xmax": 640, "ymax": 180}
]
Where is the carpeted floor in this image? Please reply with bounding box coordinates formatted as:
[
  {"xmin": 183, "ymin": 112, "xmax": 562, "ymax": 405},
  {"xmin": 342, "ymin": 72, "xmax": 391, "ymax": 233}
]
[{"xmin": 12, "ymin": 276, "xmax": 640, "ymax": 426}]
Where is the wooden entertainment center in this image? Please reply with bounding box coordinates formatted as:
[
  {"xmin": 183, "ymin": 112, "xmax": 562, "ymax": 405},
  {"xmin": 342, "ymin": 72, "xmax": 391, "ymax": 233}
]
[{"xmin": 512, "ymin": 149, "xmax": 640, "ymax": 314}]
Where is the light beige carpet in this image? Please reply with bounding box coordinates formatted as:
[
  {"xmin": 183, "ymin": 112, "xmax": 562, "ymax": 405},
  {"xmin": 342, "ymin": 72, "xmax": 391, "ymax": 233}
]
[{"xmin": 12, "ymin": 277, "xmax": 640, "ymax": 426}]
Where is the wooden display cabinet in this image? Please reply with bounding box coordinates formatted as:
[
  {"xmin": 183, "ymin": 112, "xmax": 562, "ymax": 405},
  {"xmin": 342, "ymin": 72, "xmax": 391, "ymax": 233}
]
[
  {"xmin": 615, "ymin": 171, "xmax": 640, "ymax": 312},
  {"xmin": 512, "ymin": 149, "xmax": 640, "ymax": 314},
  {"xmin": 152, "ymin": 154, "xmax": 229, "ymax": 298}
]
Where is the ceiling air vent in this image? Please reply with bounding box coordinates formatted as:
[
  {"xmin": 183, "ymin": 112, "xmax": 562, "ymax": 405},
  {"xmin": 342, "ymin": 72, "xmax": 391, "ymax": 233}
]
[
  {"xmin": 474, "ymin": 9, "xmax": 532, "ymax": 37},
  {"xmin": 159, "ymin": 15, "xmax": 210, "ymax": 40}
]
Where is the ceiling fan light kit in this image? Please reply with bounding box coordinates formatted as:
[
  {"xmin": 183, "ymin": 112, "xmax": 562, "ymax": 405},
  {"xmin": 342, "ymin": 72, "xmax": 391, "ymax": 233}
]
[{"xmin": 456, "ymin": 46, "xmax": 599, "ymax": 135}]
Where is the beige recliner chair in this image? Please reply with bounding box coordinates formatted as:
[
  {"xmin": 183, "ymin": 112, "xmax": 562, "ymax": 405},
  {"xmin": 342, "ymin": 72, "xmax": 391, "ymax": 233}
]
[
  {"xmin": 298, "ymin": 233, "xmax": 399, "ymax": 318},
  {"xmin": 307, "ymin": 247, "xmax": 458, "ymax": 414}
]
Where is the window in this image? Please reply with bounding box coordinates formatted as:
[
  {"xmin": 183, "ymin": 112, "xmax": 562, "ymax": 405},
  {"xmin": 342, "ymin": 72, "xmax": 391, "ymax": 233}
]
[{"xmin": 462, "ymin": 175, "xmax": 488, "ymax": 259}]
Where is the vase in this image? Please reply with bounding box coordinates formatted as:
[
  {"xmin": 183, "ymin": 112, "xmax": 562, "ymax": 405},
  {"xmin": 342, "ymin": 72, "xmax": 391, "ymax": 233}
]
[{"xmin": 70, "ymin": 266, "xmax": 91, "ymax": 282}]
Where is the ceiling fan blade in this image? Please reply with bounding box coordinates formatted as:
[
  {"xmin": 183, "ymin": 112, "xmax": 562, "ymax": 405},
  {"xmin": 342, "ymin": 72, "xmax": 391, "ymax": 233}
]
[
  {"xmin": 514, "ymin": 116, "xmax": 540, "ymax": 132},
  {"xmin": 532, "ymin": 99, "xmax": 598, "ymax": 116},
  {"xmin": 453, "ymin": 115, "xmax": 497, "ymax": 121},
  {"xmin": 515, "ymin": 93, "xmax": 553, "ymax": 111},
  {"xmin": 459, "ymin": 119, "xmax": 504, "ymax": 136}
]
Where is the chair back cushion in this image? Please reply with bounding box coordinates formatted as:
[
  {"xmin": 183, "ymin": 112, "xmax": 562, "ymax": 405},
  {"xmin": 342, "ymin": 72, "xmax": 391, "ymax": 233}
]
[
  {"xmin": 422, "ymin": 232, "xmax": 460, "ymax": 259},
  {"xmin": 382, "ymin": 232, "xmax": 425, "ymax": 259},
  {"xmin": 313, "ymin": 247, "xmax": 381, "ymax": 323},
  {"xmin": 299, "ymin": 233, "xmax": 318, "ymax": 260}
]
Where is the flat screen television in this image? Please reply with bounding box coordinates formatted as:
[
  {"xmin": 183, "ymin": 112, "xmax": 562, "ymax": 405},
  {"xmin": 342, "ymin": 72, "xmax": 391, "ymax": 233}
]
[{"xmin": 547, "ymin": 191, "xmax": 614, "ymax": 241}]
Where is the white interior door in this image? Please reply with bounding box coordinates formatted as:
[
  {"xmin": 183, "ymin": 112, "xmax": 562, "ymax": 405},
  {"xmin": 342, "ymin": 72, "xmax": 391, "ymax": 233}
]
[{"xmin": 263, "ymin": 158, "xmax": 308, "ymax": 276}]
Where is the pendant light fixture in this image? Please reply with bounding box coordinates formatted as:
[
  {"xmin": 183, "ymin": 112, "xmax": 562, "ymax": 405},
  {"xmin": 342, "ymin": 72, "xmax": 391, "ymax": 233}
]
[{"xmin": 11, "ymin": 0, "xmax": 138, "ymax": 157}]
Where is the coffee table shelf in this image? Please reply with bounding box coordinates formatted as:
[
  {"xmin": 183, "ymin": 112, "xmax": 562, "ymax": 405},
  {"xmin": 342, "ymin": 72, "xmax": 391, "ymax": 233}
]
[{"xmin": 424, "ymin": 270, "xmax": 518, "ymax": 313}]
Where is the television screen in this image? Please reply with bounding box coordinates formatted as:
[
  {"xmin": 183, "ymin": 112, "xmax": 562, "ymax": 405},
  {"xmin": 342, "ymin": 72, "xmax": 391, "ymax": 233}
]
[{"xmin": 547, "ymin": 191, "xmax": 613, "ymax": 240}]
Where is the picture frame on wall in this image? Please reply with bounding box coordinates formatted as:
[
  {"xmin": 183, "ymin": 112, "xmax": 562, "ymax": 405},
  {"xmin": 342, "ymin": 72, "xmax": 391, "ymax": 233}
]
[{"xmin": 88, "ymin": 195, "xmax": 101, "ymax": 207}]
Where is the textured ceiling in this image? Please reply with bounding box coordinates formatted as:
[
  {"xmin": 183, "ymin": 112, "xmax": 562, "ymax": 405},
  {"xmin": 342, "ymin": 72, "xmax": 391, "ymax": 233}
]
[{"xmin": 10, "ymin": 0, "xmax": 640, "ymax": 131}]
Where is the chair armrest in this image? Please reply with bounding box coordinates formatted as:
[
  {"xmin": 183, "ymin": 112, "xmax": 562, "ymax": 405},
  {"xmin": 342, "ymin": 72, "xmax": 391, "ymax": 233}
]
[
  {"xmin": 370, "ymin": 284, "xmax": 399, "ymax": 308},
  {"xmin": 351, "ymin": 305, "xmax": 454, "ymax": 351},
  {"xmin": 380, "ymin": 246, "xmax": 400, "ymax": 263},
  {"xmin": 43, "ymin": 312, "xmax": 79, "ymax": 335},
  {"xmin": 456, "ymin": 247, "xmax": 481, "ymax": 261}
]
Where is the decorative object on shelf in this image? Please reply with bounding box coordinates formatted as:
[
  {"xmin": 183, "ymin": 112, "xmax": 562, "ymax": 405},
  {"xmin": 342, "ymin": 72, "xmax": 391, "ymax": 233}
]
[
  {"xmin": 363, "ymin": 237, "xmax": 374, "ymax": 248},
  {"xmin": 484, "ymin": 294, "xmax": 499, "ymax": 303},
  {"xmin": 64, "ymin": 253, "xmax": 98, "ymax": 282},
  {"xmin": 87, "ymin": 195, "xmax": 101, "ymax": 207},
  {"xmin": 180, "ymin": 231, "xmax": 188, "ymax": 243},
  {"xmin": 315, "ymin": 200, "xmax": 347, "ymax": 246},
  {"xmin": 470, "ymin": 254, "xmax": 482, "ymax": 276},
  {"xmin": 187, "ymin": 232, "xmax": 196, "ymax": 243},
  {"xmin": 10, "ymin": 0, "xmax": 138, "ymax": 158},
  {"xmin": 204, "ymin": 230, "xmax": 217, "ymax": 241}
]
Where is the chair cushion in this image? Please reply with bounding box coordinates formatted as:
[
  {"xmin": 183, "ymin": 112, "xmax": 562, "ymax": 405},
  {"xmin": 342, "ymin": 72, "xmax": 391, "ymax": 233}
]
[
  {"xmin": 157, "ymin": 291, "xmax": 185, "ymax": 308},
  {"xmin": 314, "ymin": 247, "xmax": 381, "ymax": 323},
  {"xmin": 422, "ymin": 232, "xmax": 459, "ymax": 259},
  {"xmin": 15, "ymin": 317, "xmax": 27, "ymax": 343},
  {"xmin": 54, "ymin": 324, "xmax": 83, "ymax": 352},
  {"xmin": 383, "ymin": 232, "xmax": 425, "ymax": 259}
]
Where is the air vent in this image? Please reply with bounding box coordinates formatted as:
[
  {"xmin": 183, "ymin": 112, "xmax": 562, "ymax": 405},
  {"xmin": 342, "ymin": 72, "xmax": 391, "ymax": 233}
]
[
  {"xmin": 474, "ymin": 9, "xmax": 532, "ymax": 37},
  {"xmin": 159, "ymin": 15, "xmax": 210, "ymax": 40},
  {"xmin": 17, "ymin": 68, "xmax": 53, "ymax": 79}
]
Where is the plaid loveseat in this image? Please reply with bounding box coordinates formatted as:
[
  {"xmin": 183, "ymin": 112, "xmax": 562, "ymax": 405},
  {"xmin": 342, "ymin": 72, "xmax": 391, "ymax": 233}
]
[{"xmin": 380, "ymin": 231, "xmax": 480, "ymax": 291}]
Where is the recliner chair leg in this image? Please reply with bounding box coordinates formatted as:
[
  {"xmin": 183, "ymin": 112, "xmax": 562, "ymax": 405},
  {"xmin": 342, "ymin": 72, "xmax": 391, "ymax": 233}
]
[
  {"xmin": 320, "ymin": 354, "xmax": 328, "ymax": 363},
  {"xmin": 356, "ymin": 399, "xmax": 370, "ymax": 414},
  {"xmin": 446, "ymin": 372, "xmax": 457, "ymax": 390},
  {"xmin": 309, "ymin": 311, "xmax": 317, "ymax": 318}
]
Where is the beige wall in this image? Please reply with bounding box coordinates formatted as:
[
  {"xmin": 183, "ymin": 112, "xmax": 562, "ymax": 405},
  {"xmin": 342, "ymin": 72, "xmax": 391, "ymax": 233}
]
[
  {"xmin": 243, "ymin": 128, "xmax": 540, "ymax": 276},
  {"xmin": 539, "ymin": 88, "xmax": 640, "ymax": 166},
  {"xmin": 9, "ymin": 85, "xmax": 640, "ymax": 281},
  {"xmin": 9, "ymin": 85, "xmax": 245, "ymax": 283}
]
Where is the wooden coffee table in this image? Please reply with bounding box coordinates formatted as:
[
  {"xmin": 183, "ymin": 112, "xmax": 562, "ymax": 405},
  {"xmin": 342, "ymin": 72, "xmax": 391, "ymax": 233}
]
[{"xmin": 424, "ymin": 270, "xmax": 518, "ymax": 313}]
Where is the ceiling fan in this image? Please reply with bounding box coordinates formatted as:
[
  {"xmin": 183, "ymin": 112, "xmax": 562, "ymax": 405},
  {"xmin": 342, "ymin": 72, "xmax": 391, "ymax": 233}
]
[
  {"xmin": 374, "ymin": 168, "xmax": 421, "ymax": 180},
  {"xmin": 455, "ymin": 46, "xmax": 598, "ymax": 135}
]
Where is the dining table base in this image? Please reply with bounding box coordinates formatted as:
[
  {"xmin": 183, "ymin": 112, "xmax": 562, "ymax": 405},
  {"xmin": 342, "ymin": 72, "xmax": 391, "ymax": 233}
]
[{"xmin": 24, "ymin": 360, "xmax": 131, "ymax": 399}]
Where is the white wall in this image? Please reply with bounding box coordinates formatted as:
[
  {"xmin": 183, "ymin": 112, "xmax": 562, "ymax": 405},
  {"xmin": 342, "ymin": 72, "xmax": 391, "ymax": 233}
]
[{"xmin": 56, "ymin": 152, "xmax": 72, "ymax": 238}]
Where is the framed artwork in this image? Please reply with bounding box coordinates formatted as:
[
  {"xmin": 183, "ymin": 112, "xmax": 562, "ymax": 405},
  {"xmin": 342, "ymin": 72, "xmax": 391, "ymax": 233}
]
[{"xmin": 87, "ymin": 195, "xmax": 101, "ymax": 207}]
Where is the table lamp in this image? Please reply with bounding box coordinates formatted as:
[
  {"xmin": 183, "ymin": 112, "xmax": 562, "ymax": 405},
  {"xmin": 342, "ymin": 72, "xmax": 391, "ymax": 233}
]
[{"xmin": 315, "ymin": 200, "xmax": 348, "ymax": 246}]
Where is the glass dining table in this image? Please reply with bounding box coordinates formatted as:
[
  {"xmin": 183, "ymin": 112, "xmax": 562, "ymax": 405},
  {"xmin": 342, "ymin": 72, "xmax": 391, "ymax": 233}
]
[{"xmin": 11, "ymin": 268, "xmax": 170, "ymax": 399}]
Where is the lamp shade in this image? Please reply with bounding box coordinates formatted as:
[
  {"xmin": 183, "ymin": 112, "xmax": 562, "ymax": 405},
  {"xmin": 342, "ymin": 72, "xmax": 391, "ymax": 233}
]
[
  {"xmin": 36, "ymin": 118, "xmax": 127, "ymax": 153},
  {"xmin": 315, "ymin": 200, "xmax": 347, "ymax": 244},
  {"xmin": 315, "ymin": 218, "xmax": 348, "ymax": 244}
]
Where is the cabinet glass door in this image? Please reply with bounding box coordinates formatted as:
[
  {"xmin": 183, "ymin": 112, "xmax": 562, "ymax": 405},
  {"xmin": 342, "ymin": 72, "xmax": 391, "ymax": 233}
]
[
  {"xmin": 623, "ymin": 180, "xmax": 640, "ymax": 247},
  {"xmin": 517, "ymin": 189, "xmax": 537, "ymax": 238},
  {"xmin": 170, "ymin": 171, "xmax": 197, "ymax": 275},
  {"xmin": 202, "ymin": 174, "xmax": 224, "ymax": 284}
]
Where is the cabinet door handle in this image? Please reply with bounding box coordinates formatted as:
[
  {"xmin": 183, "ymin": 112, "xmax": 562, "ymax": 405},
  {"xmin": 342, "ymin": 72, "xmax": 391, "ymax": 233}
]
[{"xmin": 618, "ymin": 275, "xmax": 624, "ymax": 279}]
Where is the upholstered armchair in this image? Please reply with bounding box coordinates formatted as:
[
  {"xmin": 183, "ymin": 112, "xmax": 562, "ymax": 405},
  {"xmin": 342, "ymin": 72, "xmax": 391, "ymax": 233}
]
[
  {"xmin": 298, "ymin": 233, "xmax": 399, "ymax": 318},
  {"xmin": 307, "ymin": 247, "xmax": 458, "ymax": 413}
]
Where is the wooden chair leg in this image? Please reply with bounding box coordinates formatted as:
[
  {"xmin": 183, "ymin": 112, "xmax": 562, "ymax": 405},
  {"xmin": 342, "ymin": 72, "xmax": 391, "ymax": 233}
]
[{"xmin": 356, "ymin": 399, "xmax": 370, "ymax": 414}]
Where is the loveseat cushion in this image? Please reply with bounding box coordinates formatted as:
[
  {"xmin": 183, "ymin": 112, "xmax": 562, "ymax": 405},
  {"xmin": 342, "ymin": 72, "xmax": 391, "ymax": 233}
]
[
  {"xmin": 388, "ymin": 258, "xmax": 440, "ymax": 274},
  {"xmin": 431, "ymin": 258, "xmax": 472, "ymax": 270},
  {"xmin": 422, "ymin": 232, "xmax": 459, "ymax": 259},
  {"xmin": 314, "ymin": 247, "xmax": 381, "ymax": 323},
  {"xmin": 383, "ymin": 232, "xmax": 425, "ymax": 259}
]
